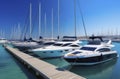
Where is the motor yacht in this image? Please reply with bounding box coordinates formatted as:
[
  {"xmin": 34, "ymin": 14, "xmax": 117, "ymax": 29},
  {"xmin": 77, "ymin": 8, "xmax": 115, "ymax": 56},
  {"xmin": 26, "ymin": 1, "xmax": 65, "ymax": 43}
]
[
  {"xmin": 29, "ymin": 40, "xmax": 82, "ymax": 58},
  {"xmin": 64, "ymin": 36, "xmax": 119, "ymax": 65}
]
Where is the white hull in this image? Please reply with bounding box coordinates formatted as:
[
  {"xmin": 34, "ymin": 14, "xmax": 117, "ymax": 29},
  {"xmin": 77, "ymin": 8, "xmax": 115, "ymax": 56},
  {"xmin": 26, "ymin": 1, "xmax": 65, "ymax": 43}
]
[
  {"xmin": 0, "ymin": 40, "xmax": 7, "ymax": 44},
  {"xmin": 32, "ymin": 48, "xmax": 80, "ymax": 58},
  {"xmin": 12, "ymin": 42, "xmax": 39, "ymax": 50}
]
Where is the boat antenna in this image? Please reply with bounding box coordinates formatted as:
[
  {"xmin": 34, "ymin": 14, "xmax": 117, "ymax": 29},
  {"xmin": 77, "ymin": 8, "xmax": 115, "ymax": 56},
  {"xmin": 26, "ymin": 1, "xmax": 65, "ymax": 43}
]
[{"xmin": 77, "ymin": 0, "xmax": 88, "ymax": 39}]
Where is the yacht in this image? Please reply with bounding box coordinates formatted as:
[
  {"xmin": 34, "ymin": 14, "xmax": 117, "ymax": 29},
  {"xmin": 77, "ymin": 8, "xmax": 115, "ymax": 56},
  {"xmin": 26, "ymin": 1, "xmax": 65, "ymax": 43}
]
[
  {"xmin": 0, "ymin": 38, "xmax": 8, "ymax": 44},
  {"xmin": 12, "ymin": 39, "xmax": 55, "ymax": 50},
  {"xmin": 29, "ymin": 40, "xmax": 82, "ymax": 58},
  {"xmin": 64, "ymin": 36, "xmax": 119, "ymax": 65}
]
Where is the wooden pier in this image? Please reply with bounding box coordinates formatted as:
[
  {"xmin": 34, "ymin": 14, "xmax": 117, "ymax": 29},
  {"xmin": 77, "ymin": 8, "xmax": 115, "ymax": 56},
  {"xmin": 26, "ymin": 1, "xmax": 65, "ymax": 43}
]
[{"xmin": 4, "ymin": 46, "xmax": 85, "ymax": 79}]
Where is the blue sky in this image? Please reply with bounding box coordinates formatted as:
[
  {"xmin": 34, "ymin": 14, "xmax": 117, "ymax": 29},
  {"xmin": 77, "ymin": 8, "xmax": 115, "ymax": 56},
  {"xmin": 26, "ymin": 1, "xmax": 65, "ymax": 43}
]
[{"xmin": 0, "ymin": 0, "xmax": 120, "ymax": 39}]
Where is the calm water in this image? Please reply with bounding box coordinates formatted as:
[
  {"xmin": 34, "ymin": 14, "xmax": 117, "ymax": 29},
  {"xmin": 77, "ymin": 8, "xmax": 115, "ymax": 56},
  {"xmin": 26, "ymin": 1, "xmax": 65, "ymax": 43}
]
[
  {"xmin": 0, "ymin": 45, "xmax": 37, "ymax": 79},
  {"xmin": 0, "ymin": 42, "xmax": 120, "ymax": 79},
  {"xmin": 43, "ymin": 42, "xmax": 120, "ymax": 79}
]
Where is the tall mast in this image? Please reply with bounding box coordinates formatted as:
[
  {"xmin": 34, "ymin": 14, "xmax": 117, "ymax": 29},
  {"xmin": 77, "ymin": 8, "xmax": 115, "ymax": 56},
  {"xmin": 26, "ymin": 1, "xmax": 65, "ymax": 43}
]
[
  {"xmin": 39, "ymin": 3, "xmax": 41, "ymax": 39},
  {"xmin": 52, "ymin": 8, "xmax": 54, "ymax": 39},
  {"xmin": 30, "ymin": 3, "xmax": 32, "ymax": 38},
  {"xmin": 74, "ymin": 0, "xmax": 77, "ymax": 38},
  {"xmin": 58, "ymin": 0, "xmax": 60, "ymax": 39},
  {"xmin": 78, "ymin": 0, "xmax": 88, "ymax": 38},
  {"xmin": 18, "ymin": 23, "xmax": 21, "ymax": 40},
  {"xmin": 44, "ymin": 13, "xmax": 46, "ymax": 38}
]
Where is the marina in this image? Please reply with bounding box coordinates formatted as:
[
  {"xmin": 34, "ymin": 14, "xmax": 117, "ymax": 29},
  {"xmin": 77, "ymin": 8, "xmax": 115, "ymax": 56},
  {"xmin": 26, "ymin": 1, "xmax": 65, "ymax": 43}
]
[
  {"xmin": 0, "ymin": 41, "xmax": 119, "ymax": 79},
  {"xmin": 0, "ymin": 0, "xmax": 120, "ymax": 79}
]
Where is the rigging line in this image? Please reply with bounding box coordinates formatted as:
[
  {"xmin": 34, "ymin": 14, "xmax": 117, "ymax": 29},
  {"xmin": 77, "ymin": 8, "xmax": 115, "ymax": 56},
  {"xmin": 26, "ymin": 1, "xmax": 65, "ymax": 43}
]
[{"xmin": 77, "ymin": 0, "xmax": 88, "ymax": 39}]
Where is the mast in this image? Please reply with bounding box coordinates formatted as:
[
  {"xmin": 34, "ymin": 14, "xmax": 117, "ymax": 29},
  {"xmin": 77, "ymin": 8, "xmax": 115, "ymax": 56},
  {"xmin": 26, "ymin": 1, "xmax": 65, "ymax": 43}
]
[
  {"xmin": 30, "ymin": 3, "xmax": 32, "ymax": 38},
  {"xmin": 18, "ymin": 23, "xmax": 21, "ymax": 40},
  {"xmin": 52, "ymin": 8, "xmax": 54, "ymax": 40},
  {"xmin": 39, "ymin": 3, "xmax": 41, "ymax": 39},
  {"xmin": 78, "ymin": 0, "xmax": 88, "ymax": 38},
  {"xmin": 58, "ymin": 0, "xmax": 60, "ymax": 39},
  {"xmin": 74, "ymin": 0, "xmax": 77, "ymax": 38},
  {"xmin": 44, "ymin": 13, "xmax": 46, "ymax": 38}
]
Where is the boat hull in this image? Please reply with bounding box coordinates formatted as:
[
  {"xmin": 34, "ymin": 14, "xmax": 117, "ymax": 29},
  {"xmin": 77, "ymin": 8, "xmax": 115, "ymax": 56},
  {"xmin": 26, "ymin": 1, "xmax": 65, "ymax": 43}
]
[
  {"xmin": 64, "ymin": 53, "xmax": 118, "ymax": 65},
  {"xmin": 31, "ymin": 48, "xmax": 79, "ymax": 58}
]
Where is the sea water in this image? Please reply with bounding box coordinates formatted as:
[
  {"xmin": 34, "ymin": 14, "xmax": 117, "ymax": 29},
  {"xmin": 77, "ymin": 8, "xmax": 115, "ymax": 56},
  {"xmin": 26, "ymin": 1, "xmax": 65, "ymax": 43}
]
[{"xmin": 0, "ymin": 45, "xmax": 37, "ymax": 79}]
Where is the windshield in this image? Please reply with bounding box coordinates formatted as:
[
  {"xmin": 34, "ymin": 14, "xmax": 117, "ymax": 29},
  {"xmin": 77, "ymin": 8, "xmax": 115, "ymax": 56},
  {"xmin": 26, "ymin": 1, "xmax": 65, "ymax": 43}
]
[
  {"xmin": 53, "ymin": 43, "xmax": 63, "ymax": 46},
  {"xmin": 72, "ymin": 51, "xmax": 81, "ymax": 54},
  {"xmin": 70, "ymin": 44, "xmax": 79, "ymax": 47},
  {"xmin": 80, "ymin": 47, "xmax": 96, "ymax": 51},
  {"xmin": 62, "ymin": 43, "xmax": 72, "ymax": 47},
  {"xmin": 88, "ymin": 41, "xmax": 101, "ymax": 45},
  {"xmin": 44, "ymin": 42, "xmax": 54, "ymax": 45}
]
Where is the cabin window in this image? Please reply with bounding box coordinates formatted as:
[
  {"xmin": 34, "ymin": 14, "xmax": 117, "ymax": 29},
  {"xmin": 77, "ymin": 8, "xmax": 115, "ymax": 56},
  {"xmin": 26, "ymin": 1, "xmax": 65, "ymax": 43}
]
[
  {"xmin": 70, "ymin": 45, "xmax": 79, "ymax": 47},
  {"xmin": 97, "ymin": 48, "xmax": 110, "ymax": 52},
  {"xmin": 44, "ymin": 42, "xmax": 54, "ymax": 45},
  {"xmin": 62, "ymin": 43, "xmax": 72, "ymax": 46},
  {"xmin": 88, "ymin": 41, "xmax": 101, "ymax": 45},
  {"xmin": 53, "ymin": 43, "xmax": 63, "ymax": 46},
  {"xmin": 80, "ymin": 47, "xmax": 96, "ymax": 51},
  {"xmin": 65, "ymin": 50, "xmax": 69, "ymax": 51},
  {"xmin": 73, "ymin": 51, "xmax": 81, "ymax": 54}
]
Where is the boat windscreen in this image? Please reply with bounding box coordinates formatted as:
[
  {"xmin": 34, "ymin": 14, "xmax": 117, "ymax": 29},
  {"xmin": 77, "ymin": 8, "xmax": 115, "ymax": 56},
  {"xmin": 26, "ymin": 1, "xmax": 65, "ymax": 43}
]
[
  {"xmin": 80, "ymin": 47, "xmax": 96, "ymax": 51},
  {"xmin": 44, "ymin": 42, "xmax": 54, "ymax": 45},
  {"xmin": 72, "ymin": 51, "xmax": 81, "ymax": 54},
  {"xmin": 70, "ymin": 44, "xmax": 79, "ymax": 47},
  {"xmin": 53, "ymin": 43, "xmax": 63, "ymax": 46},
  {"xmin": 88, "ymin": 41, "xmax": 101, "ymax": 45},
  {"xmin": 62, "ymin": 43, "xmax": 72, "ymax": 46}
]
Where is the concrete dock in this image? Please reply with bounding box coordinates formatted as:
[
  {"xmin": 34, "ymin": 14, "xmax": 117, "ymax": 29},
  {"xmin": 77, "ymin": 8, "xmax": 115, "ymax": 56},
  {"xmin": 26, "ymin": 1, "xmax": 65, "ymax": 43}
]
[{"xmin": 4, "ymin": 46, "xmax": 85, "ymax": 79}]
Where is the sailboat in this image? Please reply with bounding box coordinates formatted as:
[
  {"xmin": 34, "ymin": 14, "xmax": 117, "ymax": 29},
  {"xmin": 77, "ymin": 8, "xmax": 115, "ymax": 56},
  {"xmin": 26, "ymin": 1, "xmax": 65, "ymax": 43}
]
[
  {"xmin": 12, "ymin": 3, "xmax": 39, "ymax": 50},
  {"xmin": 0, "ymin": 38, "xmax": 8, "ymax": 44},
  {"xmin": 0, "ymin": 30, "xmax": 8, "ymax": 44}
]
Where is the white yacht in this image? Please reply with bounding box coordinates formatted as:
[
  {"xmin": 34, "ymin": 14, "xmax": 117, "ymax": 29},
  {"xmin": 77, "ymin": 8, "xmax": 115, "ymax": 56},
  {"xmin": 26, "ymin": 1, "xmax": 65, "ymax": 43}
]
[
  {"xmin": 64, "ymin": 36, "xmax": 119, "ymax": 65},
  {"xmin": 0, "ymin": 38, "xmax": 8, "ymax": 44},
  {"xmin": 12, "ymin": 41, "xmax": 40, "ymax": 50},
  {"xmin": 29, "ymin": 40, "xmax": 82, "ymax": 58}
]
